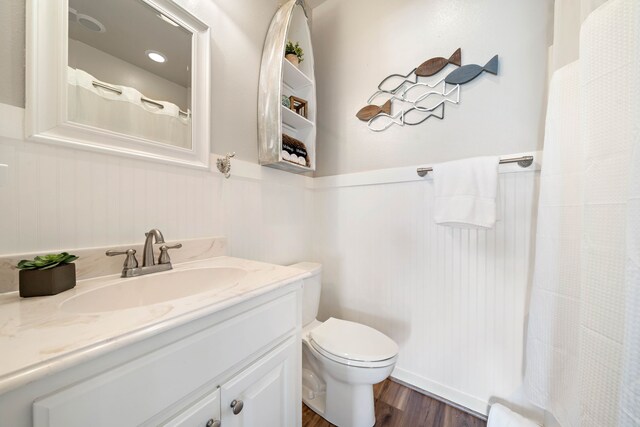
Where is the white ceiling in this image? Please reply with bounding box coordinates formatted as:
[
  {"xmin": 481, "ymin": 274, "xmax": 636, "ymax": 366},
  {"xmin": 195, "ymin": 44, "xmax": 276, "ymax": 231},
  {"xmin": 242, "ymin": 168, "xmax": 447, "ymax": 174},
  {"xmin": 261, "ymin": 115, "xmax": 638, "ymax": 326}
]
[{"xmin": 69, "ymin": 0, "xmax": 192, "ymax": 88}]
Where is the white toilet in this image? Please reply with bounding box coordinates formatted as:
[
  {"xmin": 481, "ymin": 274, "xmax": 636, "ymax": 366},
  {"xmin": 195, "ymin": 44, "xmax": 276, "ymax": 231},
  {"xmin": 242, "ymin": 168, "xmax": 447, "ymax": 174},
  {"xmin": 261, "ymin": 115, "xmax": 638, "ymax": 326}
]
[{"xmin": 290, "ymin": 262, "xmax": 399, "ymax": 427}]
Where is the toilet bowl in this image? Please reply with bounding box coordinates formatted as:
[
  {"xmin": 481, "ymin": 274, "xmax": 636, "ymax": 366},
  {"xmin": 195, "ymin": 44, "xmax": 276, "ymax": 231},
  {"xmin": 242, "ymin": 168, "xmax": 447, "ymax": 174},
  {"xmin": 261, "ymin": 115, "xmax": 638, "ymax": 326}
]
[{"xmin": 290, "ymin": 262, "xmax": 399, "ymax": 427}]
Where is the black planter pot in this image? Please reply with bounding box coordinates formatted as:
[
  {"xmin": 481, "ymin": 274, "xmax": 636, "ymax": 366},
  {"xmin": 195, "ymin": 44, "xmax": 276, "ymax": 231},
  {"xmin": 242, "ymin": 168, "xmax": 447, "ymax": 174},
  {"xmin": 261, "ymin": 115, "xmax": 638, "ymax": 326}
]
[{"xmin": 19, "ymin": 263, "xmax": 76, "ymax": 298}]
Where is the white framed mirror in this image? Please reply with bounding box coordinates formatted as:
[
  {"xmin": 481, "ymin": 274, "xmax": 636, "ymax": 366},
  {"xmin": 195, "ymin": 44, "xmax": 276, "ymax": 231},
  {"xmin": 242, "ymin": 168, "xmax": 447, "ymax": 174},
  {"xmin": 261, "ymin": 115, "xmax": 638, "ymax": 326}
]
[{"xmin": 26, "ymin": 0, "xmax": 210, "ymax": 169}]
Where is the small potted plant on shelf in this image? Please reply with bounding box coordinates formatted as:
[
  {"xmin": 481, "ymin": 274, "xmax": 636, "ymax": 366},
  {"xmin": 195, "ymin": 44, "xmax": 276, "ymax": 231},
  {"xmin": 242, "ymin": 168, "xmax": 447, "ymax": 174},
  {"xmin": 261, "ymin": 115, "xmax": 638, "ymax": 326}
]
[
  {"xmin": 17, "ymin": 252, "xmax": 79, "ymax": 297},
  {"xmin": 285, "ymin": 41, "xmax": 304, "ymax": 66}
]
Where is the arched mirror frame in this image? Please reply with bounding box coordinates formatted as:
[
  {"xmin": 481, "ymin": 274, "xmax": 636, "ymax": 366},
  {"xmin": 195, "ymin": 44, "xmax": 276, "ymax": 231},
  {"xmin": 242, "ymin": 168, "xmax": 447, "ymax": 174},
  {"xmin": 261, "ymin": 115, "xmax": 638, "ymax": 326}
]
[{"xmin": 25, "ymin": 0, "xmax": 211, "ymax": 169}]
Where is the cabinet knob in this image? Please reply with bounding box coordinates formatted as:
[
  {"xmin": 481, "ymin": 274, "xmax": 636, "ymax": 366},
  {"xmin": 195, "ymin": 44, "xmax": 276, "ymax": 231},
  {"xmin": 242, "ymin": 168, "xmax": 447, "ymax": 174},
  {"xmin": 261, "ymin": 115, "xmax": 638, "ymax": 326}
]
[
  {"xmin": 230, "ymin": 399, "xmax": 244, "ymax": 415},
  {"xmin": 205, "ymin": 419, "xmax": 221, "ymax": 427}
]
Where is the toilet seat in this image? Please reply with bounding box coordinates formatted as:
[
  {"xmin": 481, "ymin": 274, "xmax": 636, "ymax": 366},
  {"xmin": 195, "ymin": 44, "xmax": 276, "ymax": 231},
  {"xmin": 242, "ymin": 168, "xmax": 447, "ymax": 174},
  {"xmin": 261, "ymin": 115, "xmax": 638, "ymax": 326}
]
[
  {"xmin": 309, "ymin": 318, "xmax": 399, "ymax": 368},
  {"xmin": 310, "ymin": 340, "xmax": 397, "ymax": 368}
]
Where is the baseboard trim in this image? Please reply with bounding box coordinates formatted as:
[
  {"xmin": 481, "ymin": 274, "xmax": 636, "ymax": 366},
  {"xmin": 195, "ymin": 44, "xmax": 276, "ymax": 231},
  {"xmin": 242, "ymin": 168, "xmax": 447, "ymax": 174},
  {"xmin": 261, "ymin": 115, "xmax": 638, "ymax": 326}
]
[{"xmin": 390, "ymin": 367, "xmax": 489, "ymax": 418}]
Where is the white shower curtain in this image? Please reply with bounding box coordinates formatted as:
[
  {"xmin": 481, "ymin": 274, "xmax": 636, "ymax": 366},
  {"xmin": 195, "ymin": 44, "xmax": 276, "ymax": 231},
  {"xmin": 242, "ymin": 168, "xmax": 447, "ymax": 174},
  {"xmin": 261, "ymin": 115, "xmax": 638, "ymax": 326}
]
[
  {"xmin": 67, "ymin": 68, "xmax": 192, "ymax": 149},
  {"xmin": 524, "ymin": 0, "xmax": 640, "ymax": 426}
]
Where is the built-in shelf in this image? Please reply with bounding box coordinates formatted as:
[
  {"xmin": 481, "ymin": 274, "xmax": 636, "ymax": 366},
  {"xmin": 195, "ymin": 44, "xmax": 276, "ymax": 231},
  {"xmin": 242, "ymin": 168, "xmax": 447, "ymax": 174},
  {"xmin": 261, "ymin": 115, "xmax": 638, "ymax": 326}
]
[
  {"xmin": 282, "ymin": 59, "xmax": 313, "ymax": 90},
  {"xmin": 281, "ymin": 106, "xmax": 314, "ymax": 130},
  {"xmin": 280, "ymin": 157, "xmax": 313, "ymax": 171},
  {"xmin": 258, "ymin": 0, "xmax": 316, "ymax": 174}
]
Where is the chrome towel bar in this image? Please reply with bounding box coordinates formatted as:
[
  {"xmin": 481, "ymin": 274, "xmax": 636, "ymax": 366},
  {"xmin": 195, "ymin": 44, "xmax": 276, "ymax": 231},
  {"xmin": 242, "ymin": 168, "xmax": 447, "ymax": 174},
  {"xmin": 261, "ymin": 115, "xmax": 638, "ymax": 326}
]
[{"xmin": 416, "ymin": 155, "xmax": 534, "ymax": 177}]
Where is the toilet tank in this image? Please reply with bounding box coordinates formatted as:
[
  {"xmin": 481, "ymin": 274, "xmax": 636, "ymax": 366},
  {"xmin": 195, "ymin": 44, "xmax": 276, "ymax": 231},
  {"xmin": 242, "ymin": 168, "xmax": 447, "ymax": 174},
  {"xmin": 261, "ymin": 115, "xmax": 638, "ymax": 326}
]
[{"xmin": 289, "ymin": 262, "xmax": 322, "ymax": 327}]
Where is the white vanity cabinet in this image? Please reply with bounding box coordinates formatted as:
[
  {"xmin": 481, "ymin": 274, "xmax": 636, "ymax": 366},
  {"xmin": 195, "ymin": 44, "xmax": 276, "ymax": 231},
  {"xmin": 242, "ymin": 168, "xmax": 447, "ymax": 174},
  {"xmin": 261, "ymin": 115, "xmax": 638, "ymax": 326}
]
[
  {"xmin": 161, "ymin": 388, "xmax": 221, "ymax": 427},
  {"xmin": 0, "ymin": 283, "xmax": 302, "ymax": 427},
  {"xmin": 220, "ymin": 337, "xmax": 298, "ymax": 427}
]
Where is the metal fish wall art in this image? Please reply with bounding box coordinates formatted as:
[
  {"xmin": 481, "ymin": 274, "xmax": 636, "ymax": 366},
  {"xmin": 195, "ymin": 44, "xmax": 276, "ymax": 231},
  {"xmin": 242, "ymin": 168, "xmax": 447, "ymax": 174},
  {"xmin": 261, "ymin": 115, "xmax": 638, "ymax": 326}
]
[
  {"xmin": 358, "ymin": 79, "xmax": 460, "ymax": 123},
  {"xmin": 376, "ymin": 68, "xmax": 418, "ymax": 96},
  {"xmin": 374, "ymin": 48, "xmax": 463, "ymax": 96},
  {"xmin": 368, "ymin": 77, "xmax": 452, "ymax": 105},
  {"xmin": 367, "ymin": 104, "xmax": 445, "ymax": 132},
  {"xmin": 400, "ymin": 78, "xmax": 455, "ymax": 103},
  {"xmin": 411, "ymin": 82, "xmax": 460, "ymax": 112},
  {"xmin": 357, "ymin": 49, "xmax": 499, "ymax": 131}
]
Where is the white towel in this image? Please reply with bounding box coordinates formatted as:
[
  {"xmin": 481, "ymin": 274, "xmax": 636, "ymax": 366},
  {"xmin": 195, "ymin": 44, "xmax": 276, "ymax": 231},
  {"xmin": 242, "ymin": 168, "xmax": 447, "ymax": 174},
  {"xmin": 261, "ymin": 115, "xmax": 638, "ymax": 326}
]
[
  {"xmin": 432, "ymin": 156, "xmax": 499, "ymax": 228},
  {"xmin": 487, "ymin": 404, "xmax": 541, "ymax": 427}
]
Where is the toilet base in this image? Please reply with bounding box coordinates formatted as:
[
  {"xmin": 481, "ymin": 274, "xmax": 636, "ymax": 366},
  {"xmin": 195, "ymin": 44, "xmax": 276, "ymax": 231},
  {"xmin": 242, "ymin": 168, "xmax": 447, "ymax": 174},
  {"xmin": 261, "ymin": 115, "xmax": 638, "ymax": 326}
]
[
  {"xmin": 325, "ymin": 376, "xmax": 375, "ymax": 427},
  {"xmin": 302, "ymin": 379, "xmax": 375, "ymax": 427},
  {"xmin": 302, "ymin": 389, "xmax": 327, "ymax": 419}
]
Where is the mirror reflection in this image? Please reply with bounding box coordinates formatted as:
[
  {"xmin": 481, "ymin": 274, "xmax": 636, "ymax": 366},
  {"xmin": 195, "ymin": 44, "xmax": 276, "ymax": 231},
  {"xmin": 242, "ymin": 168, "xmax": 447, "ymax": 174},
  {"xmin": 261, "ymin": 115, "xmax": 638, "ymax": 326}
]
[{"xmin": 67, "ymin": 0, "xmax": 193, "ymax": 149}]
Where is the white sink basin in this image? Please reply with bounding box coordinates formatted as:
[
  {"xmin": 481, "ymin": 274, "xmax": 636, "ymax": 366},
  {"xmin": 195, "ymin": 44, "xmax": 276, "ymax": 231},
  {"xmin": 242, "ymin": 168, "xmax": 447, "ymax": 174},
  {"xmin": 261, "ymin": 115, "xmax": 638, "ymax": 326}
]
[{"xmin": 61, "ymin": 267, "xmax": 247, "ymax": 313}]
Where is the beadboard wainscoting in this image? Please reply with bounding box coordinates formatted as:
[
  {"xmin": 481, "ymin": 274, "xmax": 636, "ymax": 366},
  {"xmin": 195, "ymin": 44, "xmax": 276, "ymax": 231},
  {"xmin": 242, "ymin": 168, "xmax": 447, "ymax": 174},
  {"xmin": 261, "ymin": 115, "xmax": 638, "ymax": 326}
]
[
  {"xmin": 219, "ymin": 159, "xmax": 315, "ymax": 266},
  {"xmin": 0, "ymin": 105, "xmax": 314, "ymax": 275},
  {"xmin": 311, "ymin": 163, "xmax": 541, "ymax": 418},
  {"xmin": 0, "ymin": 136, "xmax": 221, "ymax": 254}
]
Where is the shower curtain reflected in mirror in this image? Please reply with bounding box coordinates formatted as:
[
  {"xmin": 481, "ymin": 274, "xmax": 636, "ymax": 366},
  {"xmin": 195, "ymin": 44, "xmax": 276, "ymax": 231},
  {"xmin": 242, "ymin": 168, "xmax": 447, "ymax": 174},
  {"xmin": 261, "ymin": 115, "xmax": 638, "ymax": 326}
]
[{"xmin": 67, "ymin": 67, "xmax": 192, "ymax": 149}]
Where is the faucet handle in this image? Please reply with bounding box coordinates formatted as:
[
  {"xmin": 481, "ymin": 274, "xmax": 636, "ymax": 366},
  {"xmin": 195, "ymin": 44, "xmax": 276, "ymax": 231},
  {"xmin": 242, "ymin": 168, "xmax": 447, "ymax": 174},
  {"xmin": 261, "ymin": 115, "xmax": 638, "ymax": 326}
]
[
  {"xmin": 158, "ymin": 243, "xmax": 182, "ymax": 264},
  {"xmin": 106, "ymin": 249, "xmax": 139, "ymax": 269}
]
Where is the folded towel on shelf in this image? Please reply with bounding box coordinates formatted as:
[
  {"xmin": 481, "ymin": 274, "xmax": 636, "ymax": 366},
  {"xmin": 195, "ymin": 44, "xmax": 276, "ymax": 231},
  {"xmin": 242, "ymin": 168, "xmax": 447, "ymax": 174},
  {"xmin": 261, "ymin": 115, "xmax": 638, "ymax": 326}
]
[
  {"xmin": 432, "ymin": 156, "xmax": 499, "ymax": 228},
  {"xmin": 487, "ymin": 403, "xmax": 541, "ymax": 427}
]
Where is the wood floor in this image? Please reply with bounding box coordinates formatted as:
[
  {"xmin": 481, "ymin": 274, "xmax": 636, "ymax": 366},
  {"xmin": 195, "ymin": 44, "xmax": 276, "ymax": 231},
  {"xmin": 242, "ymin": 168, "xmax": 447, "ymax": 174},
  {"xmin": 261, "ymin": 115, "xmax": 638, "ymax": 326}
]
[{"xmin": 302, "ymin": 379, "xmax": 487, "ymax": 427}]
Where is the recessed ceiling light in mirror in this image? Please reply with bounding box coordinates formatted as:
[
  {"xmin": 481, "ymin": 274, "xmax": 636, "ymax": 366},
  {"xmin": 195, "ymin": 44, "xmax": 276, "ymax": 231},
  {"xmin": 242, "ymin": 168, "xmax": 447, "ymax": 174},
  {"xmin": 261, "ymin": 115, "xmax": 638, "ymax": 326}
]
[
  {"xmin": 77, "ymin": 14, "xmax": 106, "ymax": 33},
  {"xmin": 145, "ymin": 50, "xmax": 167, "ymax": 63}
]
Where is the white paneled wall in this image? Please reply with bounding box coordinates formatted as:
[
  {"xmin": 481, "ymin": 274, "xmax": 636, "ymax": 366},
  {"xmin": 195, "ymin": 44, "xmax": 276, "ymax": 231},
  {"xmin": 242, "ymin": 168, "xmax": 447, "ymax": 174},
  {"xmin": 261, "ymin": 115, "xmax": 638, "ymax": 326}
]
[
  {"xmin": 0, "ymin": 136, "xmax": 221, "ymax": 254},
  {"xmin": 0, "ymin": 134, "xmax": 312, "ymax": 266},
  {"xmin": 312, "ymin": 170, "xmax": 539, "ymax": 415},
  {"xmin": 221, "ymin": 168, "xmax": 314, "ymax": 266}
]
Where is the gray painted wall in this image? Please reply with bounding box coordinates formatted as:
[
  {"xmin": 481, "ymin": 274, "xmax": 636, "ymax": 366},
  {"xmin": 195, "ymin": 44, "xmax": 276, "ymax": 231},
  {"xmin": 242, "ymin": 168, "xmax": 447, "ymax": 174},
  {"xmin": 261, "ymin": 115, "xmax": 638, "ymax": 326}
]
[
  {"xmin": 311, "ymin": 0, "xmax": 553, "ymax": 176},
  {"xmin": 1, "ymin": 0, "xmax": 552, "ymax": 172},
  {"xmin": 0, "ymin": 0, "xmax": 25, "ymax": 108}
]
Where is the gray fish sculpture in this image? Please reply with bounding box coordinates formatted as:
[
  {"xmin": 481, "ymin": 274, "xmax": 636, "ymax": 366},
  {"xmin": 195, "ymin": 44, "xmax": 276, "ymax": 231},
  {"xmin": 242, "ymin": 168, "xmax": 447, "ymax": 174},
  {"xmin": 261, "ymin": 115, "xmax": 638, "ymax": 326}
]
[
  {"xmin": 416, "ymin": 48, "xmax": 461, "ymax": 77},
  {"xmin": 445, "ymin": 55, "xmax": 499, "ymax": 85}
]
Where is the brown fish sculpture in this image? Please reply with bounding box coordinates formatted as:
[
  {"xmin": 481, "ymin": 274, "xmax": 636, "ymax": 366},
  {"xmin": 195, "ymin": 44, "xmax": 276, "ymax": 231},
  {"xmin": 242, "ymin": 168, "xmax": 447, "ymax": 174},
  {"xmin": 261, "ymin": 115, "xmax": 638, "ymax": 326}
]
[
  {"xmin": 416, "ymin": 48, "xmax": 462, "ymax": 77},
  {"xmin": 356, "ymin": 99, "xmax": 392, "ymax": 121}
]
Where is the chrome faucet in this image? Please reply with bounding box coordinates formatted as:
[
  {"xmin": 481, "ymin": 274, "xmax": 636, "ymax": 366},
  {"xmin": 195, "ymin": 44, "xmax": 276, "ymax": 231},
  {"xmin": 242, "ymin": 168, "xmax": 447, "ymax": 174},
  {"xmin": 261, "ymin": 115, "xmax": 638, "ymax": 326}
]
[
  {"xmin": 106, "ymin": 229, "xmax": 182, "ymax": 278},
  {"xmin": 143, "ymin": 229, "xmax": 165, "ymax": 267}
]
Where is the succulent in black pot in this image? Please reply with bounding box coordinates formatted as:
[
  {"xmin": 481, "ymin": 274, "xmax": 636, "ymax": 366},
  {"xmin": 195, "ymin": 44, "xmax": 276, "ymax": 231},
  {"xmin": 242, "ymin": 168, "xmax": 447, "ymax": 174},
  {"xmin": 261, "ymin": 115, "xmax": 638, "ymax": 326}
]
[{"xmin": 17, "ymin": 252, "xmax": 79, "ymax": 297}]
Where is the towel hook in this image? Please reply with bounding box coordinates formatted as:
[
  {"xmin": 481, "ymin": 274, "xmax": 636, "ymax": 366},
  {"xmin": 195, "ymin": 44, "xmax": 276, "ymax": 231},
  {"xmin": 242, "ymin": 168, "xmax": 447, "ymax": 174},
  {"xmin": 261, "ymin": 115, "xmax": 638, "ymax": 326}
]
[{"xmin": 216, "ymin": 152, "xmax": 235, "ymax": 179}]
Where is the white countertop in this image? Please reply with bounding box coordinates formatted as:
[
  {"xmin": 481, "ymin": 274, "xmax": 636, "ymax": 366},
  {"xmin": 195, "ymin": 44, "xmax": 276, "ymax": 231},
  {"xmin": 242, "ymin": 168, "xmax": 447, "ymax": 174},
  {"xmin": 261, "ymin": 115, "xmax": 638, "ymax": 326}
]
[{"xmin": 0, "ymin": 256, "xmax": 307, "ymax": 395}]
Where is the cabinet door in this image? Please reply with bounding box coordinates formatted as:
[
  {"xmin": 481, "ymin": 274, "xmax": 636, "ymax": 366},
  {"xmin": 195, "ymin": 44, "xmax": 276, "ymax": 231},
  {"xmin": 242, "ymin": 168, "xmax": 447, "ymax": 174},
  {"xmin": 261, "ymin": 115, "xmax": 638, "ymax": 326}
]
[
  {"xmin": 221, "ymin": 337, "xmax": 299, "ymax": 427},
  {"xmin": 160, "ymin": 388, "xmax": 221, "ymax": 427}
]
